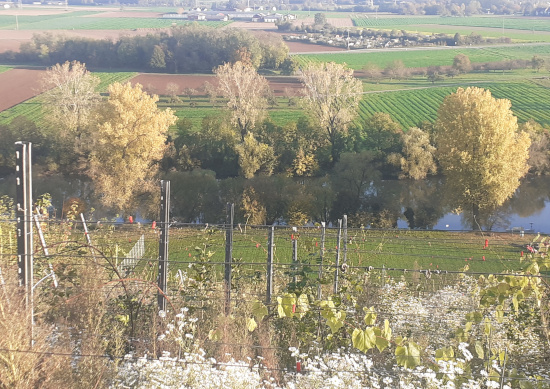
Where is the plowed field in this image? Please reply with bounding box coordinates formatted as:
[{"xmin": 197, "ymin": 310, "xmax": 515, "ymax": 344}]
[
  {"xmin": 131, "ymin": 73, "xmax": 303, "ymax": 96},
  {"xmin": 0, "ymin": 69, "xmax": 46, "ymax": 112}
]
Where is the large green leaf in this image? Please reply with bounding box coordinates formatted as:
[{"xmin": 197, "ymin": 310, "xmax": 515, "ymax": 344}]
[{"xmin": 252, "ymin": 300, "xmax": 268, "ymax": 322}]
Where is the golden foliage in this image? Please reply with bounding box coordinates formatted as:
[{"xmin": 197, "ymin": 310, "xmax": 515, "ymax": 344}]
[
  {"xmin": 88, "ymin": 82, "xmax": 176, "ymax": 211},
  {"xmin": 397, "ymin": 127, "xmax": 437, "ymax": 180},
  {"xmin": 435, "ymin": 87, "xmax": 531, "ymax": 212}
]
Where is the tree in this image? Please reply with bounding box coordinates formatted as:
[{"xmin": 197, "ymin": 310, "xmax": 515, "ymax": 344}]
[
  {"xmin": 166, "ymin": 82, "xmax": 181, "ymax": 103},
  {"xmin": 521, "ymin": 120, "xmax": 550, "ymax": 176},
  {"xmin": 41, "ymin": 60, "xmax": 101, "ymax": 176},
  {"xmin": 87, "ymin": 82, "xmax": 177, "ymax": 211},
  {"xmin": 362, "ymin": 112, "xmax": 402, "ymax": 154},
  {"xmin": 452, "ymin": 54, "xmax": 472, "ymax": 74},
  {"xmin": 149, "ymin": 45, "xmax": 166, "ymax": 70},
  {"xmin": 314, "ymin": 12, "xmax": 327, "ymax": 26},
  {"xmin": 362, "ymin": 63, "xmax": 382, "ymax": 83},
  {"xmin": 434, "ymin": 87, "xmax": 531, "ymax": 219},
  {"xmin": 531, "ymin": 55, "xmax": 545, "ymax": 72},
  {"xmin": 235, "ymin": 133, "xmax": 276, "ymax": 179},
  {"xmin": 299, "ymin": 62, "xmax": 363, "ymax": 164},
  {"xmin": 42, "ymin": 60, "xmax": 100, "ymax": 137},
  {"xmin": 427, "ymin": 66, "xmax": 444, "ymax": 84},
  {"xmin": 383, "ymin": 60, "xmax": 408, "ymax": 80},
  {"xmin": 214, "ymin": 61, "xmax": 270, "ymax": 142},
  {"xmin": 391, "ymin": 127, "xmax": 437, "ymax": 180}
]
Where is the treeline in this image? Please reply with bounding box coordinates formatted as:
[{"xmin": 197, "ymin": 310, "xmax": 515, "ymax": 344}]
[
  {"xmin": 279, "ymin": 19, "xmax": 511, "ymax": 48},
  {"xmin": 0, "ymin": 25, "xmax": 292, "ymax": 73}
]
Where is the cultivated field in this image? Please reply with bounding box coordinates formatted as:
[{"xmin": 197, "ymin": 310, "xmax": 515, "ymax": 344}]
[{"xmin": 0, "ymin": 68, "xmax": 46, "ymax": 112}]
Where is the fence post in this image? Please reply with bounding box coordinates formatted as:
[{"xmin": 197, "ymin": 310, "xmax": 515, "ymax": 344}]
[
  {"xmin": 292, "ymin": 228, "xmax": 298, "ymax": 286},
  {"xmin": 317, "ymin": 222, "xmax": 325, "ymax": 300},
  {"xmin": 80, "ymin": 213, "xmax": 97, "ymax": 263},
  {"xmin": 224, "ymin": 203, "xmax": 234, "ymax": 315},
  {"xmin": 334, "ymin": 219, "xmax": 342, "ymax": 294},
  {"xmin": 15, "ymin": 141, "xmax": 33, "ymax": 346},
  {"xmin": 343, "ymin": 215, "xmax": 348, "ymax": 265},
  {"xmin": 157, "ymin": 180, "xmax": 170, "ymax": 312},
  {"xmin": 266, "ymin": 226, "xmax": 274, "ymax": 305}
]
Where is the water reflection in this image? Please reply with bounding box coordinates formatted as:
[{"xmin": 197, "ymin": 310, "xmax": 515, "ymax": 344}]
[{"xmin": 1, "ymin": 173, "xmax": 550, "ymax": 232}]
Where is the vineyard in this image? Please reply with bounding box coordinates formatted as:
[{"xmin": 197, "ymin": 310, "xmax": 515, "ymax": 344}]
[
  {"xmin": 292, "ymin": 44, "xmax": 550, "ymax": 70},
  {"xmin": 1, "ymin": 214, "xmax": 549, "ymax": 387},
  {"xmin": 358, "ymin": 80, "xmax": 550, "ymax": 129}
]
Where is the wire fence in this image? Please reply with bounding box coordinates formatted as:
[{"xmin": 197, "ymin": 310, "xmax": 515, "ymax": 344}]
[{"xmin": 1, "ymin": 216, "xmax": 550, "ymax": 386}]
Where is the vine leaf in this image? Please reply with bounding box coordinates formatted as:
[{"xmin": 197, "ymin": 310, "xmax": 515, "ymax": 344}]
[
  {"xmin": 247, "ymin": 317, "xmax": 257, "ymax": 332},
  {"xmin": 435, "ymin": 346, "xmax": 454, "ymax": 362},
  {"xmin": 395, "ymin": 341, "xmax": 421, "ymax": 369},
  {"xmin": 363, "ymin": 306, "xmax": 377, "ymax": 326},
  {"xmin": 475, "ymin": 341, "xmax": 484, "ymax": 359},
  {"xmin": 252, "ymin": 300, "xmax": 268, "ymax": 322}
]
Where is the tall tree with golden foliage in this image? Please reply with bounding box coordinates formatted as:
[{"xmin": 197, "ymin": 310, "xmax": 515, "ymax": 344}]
[
  {"xmin": 434, "ymin": 87, "xmax": 531, "ymax": 219},
  {"xmin": 299, "ymin": 62, "xmax": 363, "ymax": 164},
  {"xmin": 88, "ymin": 82, "xmax": 176, "ymax": 211}
]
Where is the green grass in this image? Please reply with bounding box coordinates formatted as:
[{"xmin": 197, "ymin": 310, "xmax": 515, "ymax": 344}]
[
  {"xmin": 0, "ymin": 11, "xmax": 231, "ymax": 30},
  {"xmin": 160, "ymin": 226, "xmax": 535, "ymax": 277},
  {"xmin": 0, "ymin": 66, "xmax": 11, "ymax": 73},
  {"xmin": 293, "ymin": 44, "xmax": 550, "ymax": 70}
]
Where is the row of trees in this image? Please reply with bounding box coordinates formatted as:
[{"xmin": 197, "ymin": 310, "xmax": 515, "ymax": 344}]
[
  {"xmin": 3, "ymin": 59, "xmax": 547, "ymax": 224},
  {"xmin": 1, "ymin": 25, "xmax": 292, "ymax": 73}
]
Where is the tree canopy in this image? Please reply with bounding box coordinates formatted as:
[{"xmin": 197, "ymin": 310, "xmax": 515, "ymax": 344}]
[
  {"xmin": 434, "ymin": 87, "xmax": 531, "ymax": 217},
  {"xmin": 299, "ymin": 62, "xmax": 363, "ymax": 164},
  {"xmin": 88, "ymin": 82, "xmax": 177, "ymax": 211}
]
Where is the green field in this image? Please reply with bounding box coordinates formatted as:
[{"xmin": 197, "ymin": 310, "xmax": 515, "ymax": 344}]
[
  {"xmin": 359, "ymin": 79, "xmax": 550, "ymax": 129},
  {"xmin": 164, "ymin": 97, "xmax": 305, "ymax": 131},
  {"xmin": 121, "ymin": 226, "xmax": 536, "ymax": 276},
  {"xmin": 352, "ymin": 15, "xmax": 550, "ymax": 33},
  {"xmin": 293, "ymin": 44, "xmax": 550, "ymax": 69},
  {"xmin": 0, "ymin": 66, "xmax": 11, "ymax": 73},
  {"xmin": 0, "ymin": 11, "xmax": 231, "ymax": 30}
]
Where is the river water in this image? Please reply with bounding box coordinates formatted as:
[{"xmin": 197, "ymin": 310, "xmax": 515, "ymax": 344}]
[{"xmin": 1, "ymin": 174, "xmax": 549, "ymax": 233}]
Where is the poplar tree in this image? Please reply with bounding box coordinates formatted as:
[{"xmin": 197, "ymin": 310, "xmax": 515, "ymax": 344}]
[
  {"xmin": 434, "ymin": 87, "xmax": 531, "ymax": 219},
  {"xmin": 300, "ymin": 62, "xmax": 363, "ymax": 164},
  {"xmin": 88, "ymin": 82, "xmax": 176, "ymax": 211}
]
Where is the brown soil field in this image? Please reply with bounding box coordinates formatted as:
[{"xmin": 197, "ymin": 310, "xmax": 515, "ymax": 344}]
[
  {"xmin": 131, "ymin": 73, "xmax": 303, "ymax": 96},
  {"xmin": 0, "ymin": 69, "xmax": 47, "ymax": 112}
]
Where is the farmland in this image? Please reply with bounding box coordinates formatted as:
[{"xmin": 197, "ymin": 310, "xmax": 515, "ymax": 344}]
[
  {"xmin": 358, "ymin": 79, "xmax": 550, "ymax": 129},
  {"xmin": 293, "ymin": 43, "xmax": 550, "ymax": 69},
  {"xmin": 0, "ymin": 11, "xmax": 231, "ymax": 30},
  {"xmin": 352, "ymin": 14, "xmax": 550, "ymax": 33},
  {"xmin": 0, "ymin": 71, "xmax": 136, "ymax": 124}
]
